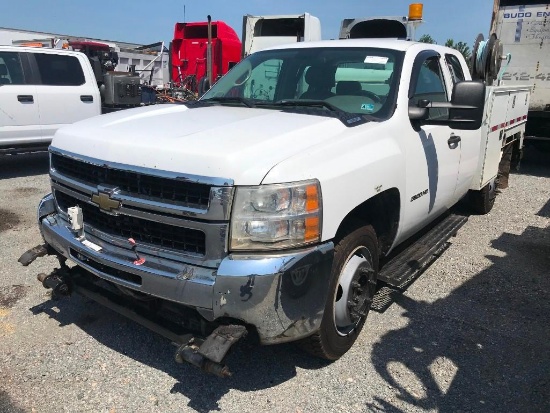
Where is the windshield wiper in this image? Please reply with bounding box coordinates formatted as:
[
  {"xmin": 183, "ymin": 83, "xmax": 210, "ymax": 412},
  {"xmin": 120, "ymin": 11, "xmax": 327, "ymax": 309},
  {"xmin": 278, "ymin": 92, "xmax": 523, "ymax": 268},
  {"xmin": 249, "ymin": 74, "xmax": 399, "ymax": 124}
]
[
  {"xmin": 260, "ymin": 99, "xmax": 378, "ymax": 125},
  {"xmin": 200, "ymin": 96, "xmax": 255, "ymax": 108},
  {"xmin": 267, "ymin": 99, "xmax": 341, "ymax": 112}
]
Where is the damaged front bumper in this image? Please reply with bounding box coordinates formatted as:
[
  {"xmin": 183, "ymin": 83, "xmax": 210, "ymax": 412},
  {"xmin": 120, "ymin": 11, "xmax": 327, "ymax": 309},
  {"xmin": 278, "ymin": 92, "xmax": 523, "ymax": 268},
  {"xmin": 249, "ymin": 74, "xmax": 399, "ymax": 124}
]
[{"xmin": 35, "ymin": 194, "xmax": 334, "ymax": 345}]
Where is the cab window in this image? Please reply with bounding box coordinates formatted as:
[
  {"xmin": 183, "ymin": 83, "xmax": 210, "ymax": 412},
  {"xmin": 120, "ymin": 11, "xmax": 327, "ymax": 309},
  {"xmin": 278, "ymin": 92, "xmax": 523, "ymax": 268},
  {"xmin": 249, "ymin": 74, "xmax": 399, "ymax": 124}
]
[
  {"xmin": 34, "ymin": 53, "xmax": 85, "ymax": 86},
  {"xmin": 0, "ymin": 52, "xmax": 25, "ymax": 85},
  {"xmin": 445, "ymin": 54, "xmax": 466, "ymax": 84},
  {"xmin": 411, "ymin": 56, "xmax": 448, "ymax": 120}
]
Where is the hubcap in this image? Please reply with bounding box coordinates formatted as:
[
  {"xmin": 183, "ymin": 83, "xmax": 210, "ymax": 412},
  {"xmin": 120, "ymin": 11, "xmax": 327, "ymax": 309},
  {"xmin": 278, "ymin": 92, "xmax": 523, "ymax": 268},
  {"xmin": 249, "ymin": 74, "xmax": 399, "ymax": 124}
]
[{"xmin": 334, "ymin": 246, "xmax": 374, "ymax": 336}]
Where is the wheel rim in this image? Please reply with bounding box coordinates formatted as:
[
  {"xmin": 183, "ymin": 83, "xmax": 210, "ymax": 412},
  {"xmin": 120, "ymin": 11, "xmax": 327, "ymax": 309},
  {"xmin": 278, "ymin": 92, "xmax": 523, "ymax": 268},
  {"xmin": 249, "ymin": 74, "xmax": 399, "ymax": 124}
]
[{"xmin": 333, "ymin": 246, "xmax": 374, "ymax": 336}]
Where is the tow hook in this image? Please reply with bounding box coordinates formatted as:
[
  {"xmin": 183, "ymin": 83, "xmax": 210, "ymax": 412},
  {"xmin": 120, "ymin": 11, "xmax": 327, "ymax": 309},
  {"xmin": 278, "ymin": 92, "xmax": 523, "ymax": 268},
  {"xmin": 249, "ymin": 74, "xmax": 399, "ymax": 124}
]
[
  {"xmin": 175, "ymin": 325, "xmax": 248, "ymax": 378},
  {"xmin": 37, "ymin": 268, "xmax": 71, "ymax": 299},
  {"xmin": 18, "ymin": 244, "xmax": 51, "ymax": 266}
]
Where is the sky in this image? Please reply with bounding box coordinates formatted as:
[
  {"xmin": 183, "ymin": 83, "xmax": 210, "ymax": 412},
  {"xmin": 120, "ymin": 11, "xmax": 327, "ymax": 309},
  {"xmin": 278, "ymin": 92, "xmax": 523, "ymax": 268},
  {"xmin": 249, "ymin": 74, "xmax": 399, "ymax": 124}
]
[{"xmin": 0, "ymin": 0, "xmax": 494, "ymax": 46}]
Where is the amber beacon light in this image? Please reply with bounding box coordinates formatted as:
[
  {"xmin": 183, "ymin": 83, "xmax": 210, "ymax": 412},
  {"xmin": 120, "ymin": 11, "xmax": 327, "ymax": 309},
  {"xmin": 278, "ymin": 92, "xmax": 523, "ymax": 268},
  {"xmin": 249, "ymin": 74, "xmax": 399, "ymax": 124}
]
[{"xmin": 408, "ymin": 3, "xmax": 424, "ymax": 21}]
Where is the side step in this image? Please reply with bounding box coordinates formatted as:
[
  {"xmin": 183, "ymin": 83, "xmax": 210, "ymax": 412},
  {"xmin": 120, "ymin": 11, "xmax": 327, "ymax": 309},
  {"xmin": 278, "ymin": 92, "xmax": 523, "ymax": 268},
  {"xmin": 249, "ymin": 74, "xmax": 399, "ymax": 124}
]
[{"xmin": 377, "ymin": 213, "xmax": 468, "ymax": 288}]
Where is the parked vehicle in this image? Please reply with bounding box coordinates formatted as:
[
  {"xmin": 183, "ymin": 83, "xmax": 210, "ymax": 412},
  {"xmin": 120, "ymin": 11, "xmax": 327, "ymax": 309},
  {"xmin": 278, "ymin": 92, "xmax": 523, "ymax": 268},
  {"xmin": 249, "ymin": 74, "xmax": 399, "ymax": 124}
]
[
  {"xmin": 0, "ymin": 41, "xmax": 153, "ymax": 154},
  {"xmin": 0, "ymin": 46, "xmax": 100, "ymax": 154},
  {"xmin": 20, "ymin": 38, "xmax": 529, "ymax": 376},
  {"xmin": 65, "ymin": 40, "xmax": 142, "ymax": 111},
  {"xmin": 242, "ymin": 13, "xmax": 321, "ymax": 57},
  {"xmin": 170, "ymin": 18, "xmax": 241, "ymax": 95},
  {"xmin": 491, "ymin": 0, "xmax": 550, "ymax": 149},
  {"xmin": 339, "ymin": 3, "xmax": 424, "ymax": 40}
]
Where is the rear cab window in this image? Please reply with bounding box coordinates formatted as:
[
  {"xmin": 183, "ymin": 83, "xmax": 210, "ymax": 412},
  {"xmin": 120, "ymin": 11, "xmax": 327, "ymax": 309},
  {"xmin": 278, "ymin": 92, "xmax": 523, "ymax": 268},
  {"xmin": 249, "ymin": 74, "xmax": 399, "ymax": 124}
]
[{"xmin": 33, "ymin": 53, "xmax": 85, "ymax": 86}]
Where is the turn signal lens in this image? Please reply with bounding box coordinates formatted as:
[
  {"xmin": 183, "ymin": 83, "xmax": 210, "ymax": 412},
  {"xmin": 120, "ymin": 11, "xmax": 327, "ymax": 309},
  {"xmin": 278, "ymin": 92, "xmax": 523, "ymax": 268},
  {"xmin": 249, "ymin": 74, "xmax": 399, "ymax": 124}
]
[
  {"xmin": 305, "ymin": 216, "xmax": 320, "ymax": 242},
  {"xmin": 306, "ymin": 184, "xmax": 319, "ymax": 212}
]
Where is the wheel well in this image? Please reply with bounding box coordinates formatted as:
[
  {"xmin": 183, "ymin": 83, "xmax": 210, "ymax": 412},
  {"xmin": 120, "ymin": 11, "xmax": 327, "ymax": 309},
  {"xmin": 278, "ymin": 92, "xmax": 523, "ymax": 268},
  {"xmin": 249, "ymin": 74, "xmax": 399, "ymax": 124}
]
[{"xmin": 335, "ymin": 188, "xmax": 400, "ymax": 256}]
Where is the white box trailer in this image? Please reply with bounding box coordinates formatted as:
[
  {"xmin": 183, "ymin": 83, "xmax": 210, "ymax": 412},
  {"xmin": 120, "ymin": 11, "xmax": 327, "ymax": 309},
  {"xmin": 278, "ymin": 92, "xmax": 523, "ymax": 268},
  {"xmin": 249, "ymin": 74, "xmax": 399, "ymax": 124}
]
[
  {"xmin": 339, "ymin": 16, "xmax": 422, "ymax": 41},
  {"xmin": 491, "ymin": 0, "xmax": 550, "ymax": 144},
  {"xmin": 241, "ymin": 13, "xmax": 321, "ymax": 58}
]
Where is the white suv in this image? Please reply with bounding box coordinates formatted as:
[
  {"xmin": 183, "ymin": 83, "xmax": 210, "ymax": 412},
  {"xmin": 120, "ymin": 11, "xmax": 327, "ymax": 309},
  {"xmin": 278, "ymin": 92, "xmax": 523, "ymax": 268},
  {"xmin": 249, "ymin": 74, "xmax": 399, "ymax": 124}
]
[{"xmin": 0, "ymin": 46, "xmax": 100, "ymax": 154}]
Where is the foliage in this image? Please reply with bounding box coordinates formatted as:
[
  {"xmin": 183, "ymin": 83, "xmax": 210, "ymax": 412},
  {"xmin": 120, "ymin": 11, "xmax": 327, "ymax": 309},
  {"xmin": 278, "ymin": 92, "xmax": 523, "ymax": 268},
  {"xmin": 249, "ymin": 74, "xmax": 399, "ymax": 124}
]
[
  {"xmin": 418, "ymin": 34, "xmax": 437, "ymax": 44},
  {"xmin": 419, "ymin": 34, "xmax": 472, "ymax": 61},
  {"xmin": 445, "ymin": 39, "xmax": 472, "ymax": 61}
]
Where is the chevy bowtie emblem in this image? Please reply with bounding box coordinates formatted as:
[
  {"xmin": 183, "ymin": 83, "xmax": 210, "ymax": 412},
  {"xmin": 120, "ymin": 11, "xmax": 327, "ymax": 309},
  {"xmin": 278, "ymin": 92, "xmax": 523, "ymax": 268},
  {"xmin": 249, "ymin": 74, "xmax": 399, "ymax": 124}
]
[{"xmin": 91, "ymin": 191, "xmax": 121, "ymax": 212}]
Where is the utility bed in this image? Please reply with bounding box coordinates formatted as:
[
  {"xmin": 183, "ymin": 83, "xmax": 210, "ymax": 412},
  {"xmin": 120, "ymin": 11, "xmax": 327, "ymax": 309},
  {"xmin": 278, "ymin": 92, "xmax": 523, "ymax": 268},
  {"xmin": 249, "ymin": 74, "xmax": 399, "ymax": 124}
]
[{"xmin": 472, "ymin": 85, "xmax": 531, "ymax": 191}]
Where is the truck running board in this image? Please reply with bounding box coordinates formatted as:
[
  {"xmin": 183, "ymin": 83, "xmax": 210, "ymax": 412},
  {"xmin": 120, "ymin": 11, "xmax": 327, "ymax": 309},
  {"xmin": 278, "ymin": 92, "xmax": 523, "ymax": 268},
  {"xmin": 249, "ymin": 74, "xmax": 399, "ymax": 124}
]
[{"xmin": 377, "ymin": 213, "xmax": 468, "ymax": 288}]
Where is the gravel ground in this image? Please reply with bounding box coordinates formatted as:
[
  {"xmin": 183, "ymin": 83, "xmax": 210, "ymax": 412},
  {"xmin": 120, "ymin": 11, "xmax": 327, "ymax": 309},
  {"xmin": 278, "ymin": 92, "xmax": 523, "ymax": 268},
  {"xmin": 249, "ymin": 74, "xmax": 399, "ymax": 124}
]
[{"xmin": 0, "ymin": 148, "xmax": 549, "ymax": 413}]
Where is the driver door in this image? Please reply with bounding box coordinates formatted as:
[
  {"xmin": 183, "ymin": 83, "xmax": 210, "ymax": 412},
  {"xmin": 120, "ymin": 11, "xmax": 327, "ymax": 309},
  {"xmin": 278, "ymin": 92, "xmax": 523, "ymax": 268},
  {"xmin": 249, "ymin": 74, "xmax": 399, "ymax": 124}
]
[{"xmin": 402, "ymin": 53, "xmax": 461, "ymax": 234}]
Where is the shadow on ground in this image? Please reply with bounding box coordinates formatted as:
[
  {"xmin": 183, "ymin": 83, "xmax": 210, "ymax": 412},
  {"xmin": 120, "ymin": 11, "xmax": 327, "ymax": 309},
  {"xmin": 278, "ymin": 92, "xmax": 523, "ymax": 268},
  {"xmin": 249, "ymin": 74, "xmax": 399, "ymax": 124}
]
[
  {"xmin": 519, "ymin": 145, "xmax": 550, "ymax": 178},
  {"xmin": 0, "ymin": 152, "xmax": 49, "ymax": 179},
  {"xmin": 537, "ymin": 199, "xmax": 550, "ymax": 218},
  {"xmin": 368, "ymin": 224, "xmax": 550, "ymax": 413},
  {"xmin": 0, "ymin": 390, "xmax": 26, "ymax": 413}
]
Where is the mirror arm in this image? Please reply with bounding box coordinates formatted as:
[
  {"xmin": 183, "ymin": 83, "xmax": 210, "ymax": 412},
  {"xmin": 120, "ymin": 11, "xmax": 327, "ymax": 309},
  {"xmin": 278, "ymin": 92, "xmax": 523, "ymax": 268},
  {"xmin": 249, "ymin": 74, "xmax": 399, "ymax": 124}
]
[
  {"xmin": 424, "ymin": 119, "xmax": 479, "ymax": 126},
  {"xmin": 425, "ymin": 102, "xmax": 478, "ymax": 110}
]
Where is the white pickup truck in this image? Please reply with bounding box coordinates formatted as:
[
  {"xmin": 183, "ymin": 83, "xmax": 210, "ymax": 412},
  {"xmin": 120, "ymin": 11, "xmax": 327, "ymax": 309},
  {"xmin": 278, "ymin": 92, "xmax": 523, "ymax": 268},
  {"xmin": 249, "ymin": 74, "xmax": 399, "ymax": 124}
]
[
  {"xmin": 0, "ymin": 44, "xmax": 143, "ymax": 155},
  {"xmin": 0, "ymin": 46, "xmax": 100, "ymax": 154},
  {"xmin": 21, "ymin": 39, "xmax": 530, "ymax": 376}
]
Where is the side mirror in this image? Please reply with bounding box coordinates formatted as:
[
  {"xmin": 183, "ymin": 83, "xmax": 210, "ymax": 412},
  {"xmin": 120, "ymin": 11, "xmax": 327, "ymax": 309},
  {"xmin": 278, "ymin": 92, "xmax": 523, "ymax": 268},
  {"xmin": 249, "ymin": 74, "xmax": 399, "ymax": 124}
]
[
  {"xmin": 448, "ymin": 81, "xmax": 485, "ymax": 130},
  {"xmin": 408, "ymin": 81, "xmax": 486, "ymax": 130}
]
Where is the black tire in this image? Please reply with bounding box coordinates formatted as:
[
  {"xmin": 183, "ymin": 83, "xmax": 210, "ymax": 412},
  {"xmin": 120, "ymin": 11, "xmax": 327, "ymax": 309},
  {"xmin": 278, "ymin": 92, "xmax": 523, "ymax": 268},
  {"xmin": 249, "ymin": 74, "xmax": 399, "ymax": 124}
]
[
  {"xmin": 299, "ymin": 224, "xmax": 379, "ymax": 360},
  {"xmin": 468, "ymin": 179, "xmax": 496, "ymax": 215},
  {"xmin": 198, "ymin": 76, "xmax": 211, "ymax": 96}
]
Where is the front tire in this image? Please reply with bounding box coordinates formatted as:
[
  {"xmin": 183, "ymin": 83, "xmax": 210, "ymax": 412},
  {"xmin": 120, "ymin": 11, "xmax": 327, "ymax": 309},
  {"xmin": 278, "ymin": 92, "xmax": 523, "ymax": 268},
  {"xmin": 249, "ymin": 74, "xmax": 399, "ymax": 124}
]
[{"xmin": 299, "ymin": 224, "xmax": 379, "ymax": 360}]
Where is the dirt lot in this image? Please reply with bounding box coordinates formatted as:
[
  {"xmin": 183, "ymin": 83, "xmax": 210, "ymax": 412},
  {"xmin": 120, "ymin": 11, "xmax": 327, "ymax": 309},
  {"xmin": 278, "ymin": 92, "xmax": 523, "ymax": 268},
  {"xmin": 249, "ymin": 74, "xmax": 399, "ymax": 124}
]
[{"xmin": 0, "ymin": 149, "xmax": 549, "ymax": 413}]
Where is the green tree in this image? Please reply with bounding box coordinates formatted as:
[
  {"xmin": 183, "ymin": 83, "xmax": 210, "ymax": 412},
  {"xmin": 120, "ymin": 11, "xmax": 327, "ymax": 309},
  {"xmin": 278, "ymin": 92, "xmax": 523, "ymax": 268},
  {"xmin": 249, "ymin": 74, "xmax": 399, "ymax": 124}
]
[
  {"xmin": 418, "ymin": 34, "xmax": 437, "ymax": 44},
  {"xmin": 445, "ymin": 39, "xmax": 472, "ymax": 61}
]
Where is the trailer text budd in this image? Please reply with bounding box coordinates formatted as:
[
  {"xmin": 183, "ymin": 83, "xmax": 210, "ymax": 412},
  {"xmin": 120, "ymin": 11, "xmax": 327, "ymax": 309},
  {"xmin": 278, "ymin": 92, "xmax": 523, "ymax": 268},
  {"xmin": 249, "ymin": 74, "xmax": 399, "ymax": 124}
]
[{"xmin": 492, "ymin": 0, "xmax": 550, "ymax": 147}]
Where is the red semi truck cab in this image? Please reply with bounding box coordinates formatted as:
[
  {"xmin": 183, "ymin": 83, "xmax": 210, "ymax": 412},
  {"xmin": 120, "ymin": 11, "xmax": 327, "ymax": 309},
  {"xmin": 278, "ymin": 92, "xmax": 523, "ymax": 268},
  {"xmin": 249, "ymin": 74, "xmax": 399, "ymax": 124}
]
[{"xmin": 171, "ymin": 21, "xmax": 241, "ymax": 91}]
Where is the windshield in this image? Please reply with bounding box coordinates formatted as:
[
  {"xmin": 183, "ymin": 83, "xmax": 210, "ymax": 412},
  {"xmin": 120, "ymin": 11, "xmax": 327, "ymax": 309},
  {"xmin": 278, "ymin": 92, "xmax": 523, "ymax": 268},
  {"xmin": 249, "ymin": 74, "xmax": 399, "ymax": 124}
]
[{"xmin": 201, "ymin": 47, "xmax": 404, "ymax": 121}]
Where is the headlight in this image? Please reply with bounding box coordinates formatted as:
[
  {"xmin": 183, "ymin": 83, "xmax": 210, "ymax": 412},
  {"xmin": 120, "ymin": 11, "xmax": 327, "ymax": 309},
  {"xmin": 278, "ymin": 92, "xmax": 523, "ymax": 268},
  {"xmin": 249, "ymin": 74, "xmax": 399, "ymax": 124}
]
[{"xmin": 230, "ymin": 180, "xmax": 322, "ymax": 251}]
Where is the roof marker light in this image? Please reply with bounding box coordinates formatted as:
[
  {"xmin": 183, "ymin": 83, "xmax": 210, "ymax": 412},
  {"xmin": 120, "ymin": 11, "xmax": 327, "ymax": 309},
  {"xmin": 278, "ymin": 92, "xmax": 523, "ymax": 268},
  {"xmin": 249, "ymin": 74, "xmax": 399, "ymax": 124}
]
[{"xmin": 409, "ymin": 3, "xmax": 424, "ymax": 21}]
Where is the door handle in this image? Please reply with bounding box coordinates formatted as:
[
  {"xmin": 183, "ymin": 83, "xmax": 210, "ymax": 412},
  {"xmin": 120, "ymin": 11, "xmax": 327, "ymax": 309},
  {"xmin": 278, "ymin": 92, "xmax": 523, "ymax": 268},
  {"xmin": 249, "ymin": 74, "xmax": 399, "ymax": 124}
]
[
  {"xmin": 17, "ymin": 95, "xmax": 34, "ymax": 103},
  {"xmin": 448, "ymin": 135, "xmax": 461, "ymax": 149},
  {"xmin": 80, "ymin": 95, "xmax": 94, "ymax": 102}
]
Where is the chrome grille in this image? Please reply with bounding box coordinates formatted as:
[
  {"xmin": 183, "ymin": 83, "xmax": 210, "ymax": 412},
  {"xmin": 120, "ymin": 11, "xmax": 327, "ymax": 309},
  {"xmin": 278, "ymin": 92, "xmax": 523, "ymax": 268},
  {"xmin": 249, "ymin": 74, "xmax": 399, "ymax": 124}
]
[
  {"xmin": 51, "ymin": 152, "xmax": 212, "ymax": 208},
  {"xmin": 55, "ymin": 190, "xmax": 206, "ymax": 255}
]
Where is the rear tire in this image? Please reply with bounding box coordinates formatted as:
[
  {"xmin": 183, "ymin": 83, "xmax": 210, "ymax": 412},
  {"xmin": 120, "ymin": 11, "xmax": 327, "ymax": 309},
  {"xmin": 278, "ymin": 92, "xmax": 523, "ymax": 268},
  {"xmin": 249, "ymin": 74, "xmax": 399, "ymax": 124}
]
[
  {"xmin": 299, "ymin": 223, "xmax": 379, "ymax": 360},
  {"xmin": 468, "ymin": 178, "xmax": 496, "ymax": 215}
]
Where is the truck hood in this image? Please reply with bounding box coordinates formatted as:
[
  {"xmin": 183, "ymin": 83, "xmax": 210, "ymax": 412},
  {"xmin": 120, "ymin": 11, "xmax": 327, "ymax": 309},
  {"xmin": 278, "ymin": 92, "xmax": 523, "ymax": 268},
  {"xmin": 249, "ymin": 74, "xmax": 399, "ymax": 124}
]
[{"xmin": 53, "ymin": 104, "xmax": 365, "ymax": 185}]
